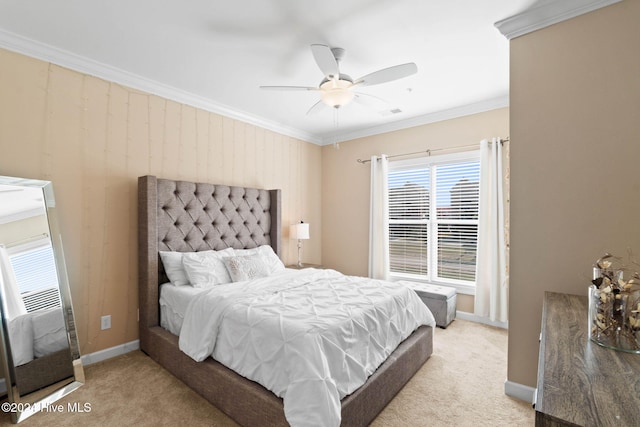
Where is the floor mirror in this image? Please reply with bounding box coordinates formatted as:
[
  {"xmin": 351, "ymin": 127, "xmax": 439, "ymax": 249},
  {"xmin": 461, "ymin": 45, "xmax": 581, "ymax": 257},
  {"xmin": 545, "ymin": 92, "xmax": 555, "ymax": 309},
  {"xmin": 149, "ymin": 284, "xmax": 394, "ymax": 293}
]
[{"xmin": 0, "ymin": 175, "xmax": 84, "ymax": 423}]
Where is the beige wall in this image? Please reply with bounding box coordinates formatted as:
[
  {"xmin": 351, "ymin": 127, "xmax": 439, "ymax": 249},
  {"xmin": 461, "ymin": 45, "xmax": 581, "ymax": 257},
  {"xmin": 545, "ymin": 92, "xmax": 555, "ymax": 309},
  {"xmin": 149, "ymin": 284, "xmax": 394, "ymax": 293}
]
[
  {"xmin": 509, "ymin": 0, "xmax": 640, "ymax": 388},
  {"xmin": 321, "ymin": 108, "xmax": 510, "ymax": 313},
  {"xmin": 0, "ymin": 48, "xmax": 322, "ymax": 356}
]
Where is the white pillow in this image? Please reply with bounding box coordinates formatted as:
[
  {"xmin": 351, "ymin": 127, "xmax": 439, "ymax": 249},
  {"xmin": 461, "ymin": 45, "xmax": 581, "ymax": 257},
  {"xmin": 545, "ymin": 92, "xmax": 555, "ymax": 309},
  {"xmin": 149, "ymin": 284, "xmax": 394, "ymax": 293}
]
[
  {"xmin": 182, "ymin": 248, "xmax": 235, "ymax": 288},
  {"xmin": 32, "ymin": 308, "xmax": 68, "ymax": 358},
  {"xmin": 223, "ymin": 254, "xmax": 271, "ymax": 282},
  {"xmin": 159, "ymin": 251, "xmax": 192, "ymax": 286},
  {"xmin": 233, "ymin": 245, "xmax": 284, "ymax": 275}
]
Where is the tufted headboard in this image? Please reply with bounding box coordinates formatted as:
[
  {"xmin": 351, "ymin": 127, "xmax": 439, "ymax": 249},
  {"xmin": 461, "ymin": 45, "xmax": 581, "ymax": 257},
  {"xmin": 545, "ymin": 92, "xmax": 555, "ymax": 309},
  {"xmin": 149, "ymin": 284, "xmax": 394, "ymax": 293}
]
[{"xmin": 138, "ymin": 175, "xmax": 282, "ymax": 335}]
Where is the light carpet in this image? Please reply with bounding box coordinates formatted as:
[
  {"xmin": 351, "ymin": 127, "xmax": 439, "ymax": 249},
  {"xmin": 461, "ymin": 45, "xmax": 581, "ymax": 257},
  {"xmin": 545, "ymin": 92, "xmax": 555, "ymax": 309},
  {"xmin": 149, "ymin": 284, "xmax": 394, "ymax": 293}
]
[{"xmin": 0, "ymin": 319, "xmax": 533, "ymax": 426}]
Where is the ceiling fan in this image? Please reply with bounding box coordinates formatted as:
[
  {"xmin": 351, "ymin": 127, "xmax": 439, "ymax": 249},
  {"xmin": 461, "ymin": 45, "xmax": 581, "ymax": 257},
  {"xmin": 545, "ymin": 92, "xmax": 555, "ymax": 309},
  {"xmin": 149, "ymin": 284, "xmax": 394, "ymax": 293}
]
[{"xmin": 260, "ymin": 44, "xmax": 417, "ymax": 115}]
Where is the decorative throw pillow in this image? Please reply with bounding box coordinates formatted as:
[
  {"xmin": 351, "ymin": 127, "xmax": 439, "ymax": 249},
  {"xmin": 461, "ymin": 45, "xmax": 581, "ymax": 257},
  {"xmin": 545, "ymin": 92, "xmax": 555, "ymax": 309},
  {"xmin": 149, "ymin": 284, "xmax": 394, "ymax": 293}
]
[
  {"xmin": 182, "ymin": 248, "xmax": 235, "ymax": 288},
  {"xmin": 223, "ymin": 254, "xmax": 271, "ymax": 282},
  {"xmin": 233, "ymin": 245, "xmax": 285, "ymax": 275},
  {"xmin": 159, "ymin": 251, "xmax": 192, "ymax": 286}
]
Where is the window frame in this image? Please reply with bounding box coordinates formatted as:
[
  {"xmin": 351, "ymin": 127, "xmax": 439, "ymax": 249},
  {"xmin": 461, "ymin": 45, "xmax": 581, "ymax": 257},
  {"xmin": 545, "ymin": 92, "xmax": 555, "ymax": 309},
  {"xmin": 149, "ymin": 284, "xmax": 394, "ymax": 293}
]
[{"xmin": 388, "ymin": 150, "xmax": 481, "ymax": 295}]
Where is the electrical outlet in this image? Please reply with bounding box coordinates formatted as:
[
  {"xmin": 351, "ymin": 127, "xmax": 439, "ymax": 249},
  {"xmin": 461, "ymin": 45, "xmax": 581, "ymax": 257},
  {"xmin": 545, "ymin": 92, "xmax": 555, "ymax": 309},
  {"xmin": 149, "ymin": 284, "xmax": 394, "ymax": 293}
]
[{"xmin": 101, "ymin": 315, "xmax": 111, "ymax": 330}]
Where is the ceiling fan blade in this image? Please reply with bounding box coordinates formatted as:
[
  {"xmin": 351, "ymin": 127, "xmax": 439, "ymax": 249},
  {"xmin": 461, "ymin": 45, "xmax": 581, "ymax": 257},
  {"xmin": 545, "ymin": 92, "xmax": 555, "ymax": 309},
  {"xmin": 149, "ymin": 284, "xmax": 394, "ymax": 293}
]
[
  {"xmin": 259, "ymin": 85, "xmax": 318, "ymax": 91},
  {"xmin": 306, "ymin": 100, "xmax": 328, "ymax": 116},
  {"xmin": 353, "ymin": 92, "xmax": 389, "ymax": 108},
  {"xmin": 311, "ymin": 44, "xmax": 339, "ymax": 79},
  {"xmin": 354, "ymin": 63, "xmax": 418, "ymax": 87}
]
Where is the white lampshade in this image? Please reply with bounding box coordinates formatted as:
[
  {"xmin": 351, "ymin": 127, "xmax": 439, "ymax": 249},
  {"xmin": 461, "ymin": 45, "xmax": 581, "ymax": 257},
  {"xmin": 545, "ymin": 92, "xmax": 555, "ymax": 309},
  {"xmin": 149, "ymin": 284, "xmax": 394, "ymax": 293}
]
[{"xmin": 290, "ymin": 222, "xmax": 310, "ymax": 240}]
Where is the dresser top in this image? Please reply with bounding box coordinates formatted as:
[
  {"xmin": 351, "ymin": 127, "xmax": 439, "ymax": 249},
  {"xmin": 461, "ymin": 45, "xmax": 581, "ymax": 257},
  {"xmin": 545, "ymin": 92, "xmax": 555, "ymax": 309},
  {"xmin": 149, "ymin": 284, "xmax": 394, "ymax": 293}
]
[{"xmin": 536, "ymin": 292, "xmax": 640, "ymax": 426}]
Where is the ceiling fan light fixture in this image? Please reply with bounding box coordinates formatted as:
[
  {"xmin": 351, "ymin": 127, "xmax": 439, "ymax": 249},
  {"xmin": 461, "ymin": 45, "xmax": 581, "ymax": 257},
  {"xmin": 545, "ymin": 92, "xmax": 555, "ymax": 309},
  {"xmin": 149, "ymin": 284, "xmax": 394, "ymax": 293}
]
[{"xmin": 320, "ymin": 79, "xmax": 354, "ymax": 108}]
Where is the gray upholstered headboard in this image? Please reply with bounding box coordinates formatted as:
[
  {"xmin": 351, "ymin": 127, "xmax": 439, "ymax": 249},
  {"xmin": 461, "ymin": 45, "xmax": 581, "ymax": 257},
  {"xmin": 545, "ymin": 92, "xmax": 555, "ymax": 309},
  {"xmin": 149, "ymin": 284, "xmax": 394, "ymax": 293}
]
[{"xmin": 138, "ymin": 175, "xmax": 282, "ymax": 336}]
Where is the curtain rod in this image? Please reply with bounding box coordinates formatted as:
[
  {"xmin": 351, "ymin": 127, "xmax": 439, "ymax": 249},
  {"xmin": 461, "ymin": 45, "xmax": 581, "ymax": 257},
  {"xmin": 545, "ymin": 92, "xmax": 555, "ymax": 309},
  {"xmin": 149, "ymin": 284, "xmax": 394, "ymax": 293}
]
[
  {"xmin": 356, "ymin": 137, "xmax": 509, "ymax": 164},
  {"xmin": 4, "ymin": 233, "xmax": 49, "ymax": 248}
]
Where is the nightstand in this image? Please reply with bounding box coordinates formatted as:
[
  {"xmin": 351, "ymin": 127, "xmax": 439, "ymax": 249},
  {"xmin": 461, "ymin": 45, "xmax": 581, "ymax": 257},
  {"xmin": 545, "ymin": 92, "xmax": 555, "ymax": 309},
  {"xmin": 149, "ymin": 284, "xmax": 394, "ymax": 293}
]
[{"xmin": 286, "ymin": 264, "xmax": 323, "ymax": 269}]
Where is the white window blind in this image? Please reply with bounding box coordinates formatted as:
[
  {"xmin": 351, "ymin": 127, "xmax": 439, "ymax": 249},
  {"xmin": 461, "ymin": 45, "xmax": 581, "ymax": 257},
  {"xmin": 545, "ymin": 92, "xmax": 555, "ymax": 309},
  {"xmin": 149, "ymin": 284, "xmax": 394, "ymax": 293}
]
[
  {"xmin": 388, "ymin": 153, "xmax": 480, "ymax": 286},
  {"xmin": 9, "ymin": 244, "xmax": 62, "ymax": 312},
  {"xmin": 388, "ymin": 169, "xmax": 430, "ymax": 276},
  {"xmin": 434, "ymin": 162, "xmax": 479, "ymax": 282}
]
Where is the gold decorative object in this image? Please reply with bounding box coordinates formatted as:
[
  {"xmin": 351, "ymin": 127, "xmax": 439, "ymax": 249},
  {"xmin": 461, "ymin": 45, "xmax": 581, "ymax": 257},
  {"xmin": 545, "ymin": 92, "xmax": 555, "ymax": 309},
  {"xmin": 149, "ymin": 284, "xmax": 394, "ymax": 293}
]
[{"xmin": 589, "ymin": 252, "xmax": 640, "ymax": 353}]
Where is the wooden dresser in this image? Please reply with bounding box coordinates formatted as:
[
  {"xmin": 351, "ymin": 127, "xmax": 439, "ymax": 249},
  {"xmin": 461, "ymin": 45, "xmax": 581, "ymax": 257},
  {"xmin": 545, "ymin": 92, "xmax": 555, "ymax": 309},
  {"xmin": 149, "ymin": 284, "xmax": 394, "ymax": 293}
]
[{"xmin": 535, "ymin": 292, "xmax": 640, "ymax": 426}]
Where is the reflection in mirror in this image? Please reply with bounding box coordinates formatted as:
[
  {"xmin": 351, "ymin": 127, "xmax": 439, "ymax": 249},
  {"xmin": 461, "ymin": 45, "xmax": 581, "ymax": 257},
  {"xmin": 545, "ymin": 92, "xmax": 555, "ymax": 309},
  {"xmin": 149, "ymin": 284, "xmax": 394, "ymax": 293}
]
[{"xmin": 0, "ymin": 176, "xmax": 84, "ymax": 423}]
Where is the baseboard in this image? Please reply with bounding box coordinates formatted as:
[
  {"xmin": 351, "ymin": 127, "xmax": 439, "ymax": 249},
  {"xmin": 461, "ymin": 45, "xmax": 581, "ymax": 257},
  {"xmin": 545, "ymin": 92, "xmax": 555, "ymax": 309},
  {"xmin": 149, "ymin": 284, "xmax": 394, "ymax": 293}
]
[
  {"xmin": 504, "ymin": 380, "xmax": 536, "ymax": 404},
  {"xmin": 456, "ymin": 311, "xmax": 508, "ymax": 329},
  {"xmin": 81, "ymin": 339, "xmax": 140, "ymax": 366}
]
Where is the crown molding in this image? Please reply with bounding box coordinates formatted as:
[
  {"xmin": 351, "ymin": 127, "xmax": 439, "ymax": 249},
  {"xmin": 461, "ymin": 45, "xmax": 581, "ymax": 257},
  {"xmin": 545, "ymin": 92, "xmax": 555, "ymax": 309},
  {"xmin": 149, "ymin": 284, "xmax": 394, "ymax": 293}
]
[
  {"xmin": 0, "ymin": 28, "xmax": 511, "ymax": 148},
  {"xmin": 495, "ymin": 0, "xmax": 623, "ymax": 40},
  {"xmin": 321, "ymin": 96, "xmax": 509, "ymax": 145},
  {"xmin": 0, "ymin": 28, "xmax": 322, "ymax": 145}
]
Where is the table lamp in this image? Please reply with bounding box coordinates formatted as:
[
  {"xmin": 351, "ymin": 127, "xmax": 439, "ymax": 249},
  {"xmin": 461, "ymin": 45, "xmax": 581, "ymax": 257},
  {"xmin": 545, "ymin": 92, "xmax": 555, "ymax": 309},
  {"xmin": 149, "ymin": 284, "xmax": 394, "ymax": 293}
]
[{"xmin": 290, "ymin": 221, "xmax": 310, "ymax": 267}]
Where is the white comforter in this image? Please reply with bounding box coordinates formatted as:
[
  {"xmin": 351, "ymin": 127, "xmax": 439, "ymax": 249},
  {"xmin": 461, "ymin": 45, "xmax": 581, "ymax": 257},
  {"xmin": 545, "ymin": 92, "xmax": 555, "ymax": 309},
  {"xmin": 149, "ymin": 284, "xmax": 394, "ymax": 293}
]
[{"xmin": 179, "ymin": 268, "xmax": 435, "ymax": 427}]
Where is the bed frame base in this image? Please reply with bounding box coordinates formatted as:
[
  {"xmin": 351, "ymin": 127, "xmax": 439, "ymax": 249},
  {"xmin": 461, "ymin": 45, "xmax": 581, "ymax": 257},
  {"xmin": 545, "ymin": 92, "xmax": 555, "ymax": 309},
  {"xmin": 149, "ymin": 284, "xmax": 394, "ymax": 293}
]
[{"xmin": 142, "ymin": 325, "xmax": 432, "ymax": 426}]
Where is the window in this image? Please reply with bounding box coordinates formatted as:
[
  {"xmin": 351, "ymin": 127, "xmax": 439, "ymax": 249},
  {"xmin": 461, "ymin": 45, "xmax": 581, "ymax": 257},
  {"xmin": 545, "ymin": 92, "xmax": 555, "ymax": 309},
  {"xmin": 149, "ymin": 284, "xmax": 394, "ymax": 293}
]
[
  {"xmin": 388, "ymin": 151, "xmax": 480, "ymax": 291},
  {"xmin": 7, "ymin": 240, "xmax": 61, "ymax": 312}
]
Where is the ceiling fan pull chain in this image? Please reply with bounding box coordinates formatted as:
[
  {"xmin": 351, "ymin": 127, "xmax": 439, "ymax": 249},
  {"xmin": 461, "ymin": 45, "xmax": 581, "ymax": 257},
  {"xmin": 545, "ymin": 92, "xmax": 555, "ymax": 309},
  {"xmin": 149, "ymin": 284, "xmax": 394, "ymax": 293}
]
[{"xmin": 333, "ymin": 109, "xmax": 340, "ymax": 150}]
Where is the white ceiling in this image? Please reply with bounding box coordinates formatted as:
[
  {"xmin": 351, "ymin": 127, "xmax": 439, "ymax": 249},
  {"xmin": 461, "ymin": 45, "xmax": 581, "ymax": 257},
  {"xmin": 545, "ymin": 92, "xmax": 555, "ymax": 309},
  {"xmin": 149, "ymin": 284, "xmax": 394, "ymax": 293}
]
[
  {"xmin": 0, "ymin": 186, "xmax": 44, "ymax": 224},
  {"xmin": 0, "ymin": 0, "xmax": 537, "ymax": 144}
]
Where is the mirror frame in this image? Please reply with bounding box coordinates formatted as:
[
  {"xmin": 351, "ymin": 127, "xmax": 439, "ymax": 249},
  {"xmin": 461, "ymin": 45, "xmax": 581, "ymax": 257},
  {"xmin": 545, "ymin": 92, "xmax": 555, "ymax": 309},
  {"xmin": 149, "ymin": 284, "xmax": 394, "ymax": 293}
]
[{"xmin": 0, "ymin": 176, "xmax": 84, "ymax": 423}]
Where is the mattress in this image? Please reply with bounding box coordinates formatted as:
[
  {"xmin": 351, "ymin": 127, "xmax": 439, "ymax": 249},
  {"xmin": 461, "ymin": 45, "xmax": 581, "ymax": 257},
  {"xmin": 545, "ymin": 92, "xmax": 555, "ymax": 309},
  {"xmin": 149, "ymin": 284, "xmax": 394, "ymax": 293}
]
[{"xmin": 159, "ymin": 282, "xmax": 208, "ymax": 335}]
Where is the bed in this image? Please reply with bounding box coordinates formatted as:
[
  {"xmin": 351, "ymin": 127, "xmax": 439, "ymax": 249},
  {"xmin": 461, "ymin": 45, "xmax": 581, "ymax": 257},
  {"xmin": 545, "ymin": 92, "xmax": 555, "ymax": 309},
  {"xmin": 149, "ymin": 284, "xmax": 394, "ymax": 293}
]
[
  {"xmin": 138, "ymin": 175, "xmax": 434, "ymax": 426},
  {"xmin": 8, "ymin": 307, "xmax": 73, "ymax": 395}
]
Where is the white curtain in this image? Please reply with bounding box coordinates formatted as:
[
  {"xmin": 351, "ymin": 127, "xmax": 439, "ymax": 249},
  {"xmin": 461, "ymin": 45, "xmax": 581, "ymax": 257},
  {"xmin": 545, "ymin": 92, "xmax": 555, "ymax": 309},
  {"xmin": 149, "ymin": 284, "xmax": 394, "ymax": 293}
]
[
  {"xmin": 368, "ymin": 155, "xmax": 390, "ymax": 280},
  {"xmin": 475, "ymin": 138, "xmax": 509, "ymax": 323},
  {"xmin": 0, "ymin": 245, "xmax": 27, "ymax": 320}
]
